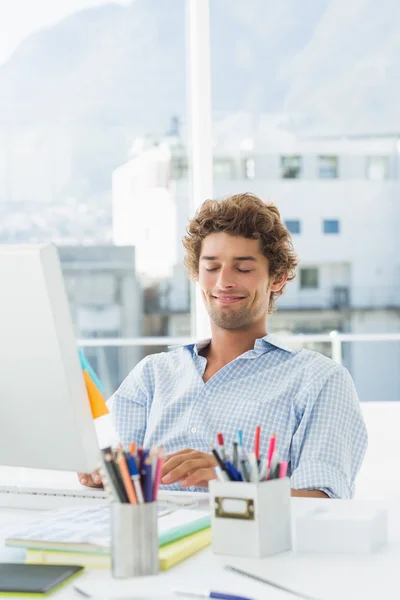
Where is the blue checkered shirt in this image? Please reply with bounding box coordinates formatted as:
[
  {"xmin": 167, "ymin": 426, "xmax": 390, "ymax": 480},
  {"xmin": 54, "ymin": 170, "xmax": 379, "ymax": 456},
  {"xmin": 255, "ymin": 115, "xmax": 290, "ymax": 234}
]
[{"xmin": 109, "ymin": 334, "xmax": 367, "ymax": 499}]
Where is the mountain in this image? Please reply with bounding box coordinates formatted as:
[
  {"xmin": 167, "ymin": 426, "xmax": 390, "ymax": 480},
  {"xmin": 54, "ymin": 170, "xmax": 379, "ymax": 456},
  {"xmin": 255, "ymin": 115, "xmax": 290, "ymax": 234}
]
[
  {"xmin": 0, "ymin": 0, "xmax": 398, "ymax": 132},
  {"xmin": 0, "ymin": 0, "xmax": 328, "ymax": 130},
  {"xmin": 282, "ymin": 0, "xmax": 400, "ymax": 133}
]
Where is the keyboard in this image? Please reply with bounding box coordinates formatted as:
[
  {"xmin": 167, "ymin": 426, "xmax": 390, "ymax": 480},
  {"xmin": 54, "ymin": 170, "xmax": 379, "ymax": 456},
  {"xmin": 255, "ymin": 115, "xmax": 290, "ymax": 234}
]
[
  {"xmin": 0, "ymin": 484, "xmax": 210, "ymax": 511},
  {"xmin": 0, "ymin": 484, "xmax": 109, "ymax": 510}
]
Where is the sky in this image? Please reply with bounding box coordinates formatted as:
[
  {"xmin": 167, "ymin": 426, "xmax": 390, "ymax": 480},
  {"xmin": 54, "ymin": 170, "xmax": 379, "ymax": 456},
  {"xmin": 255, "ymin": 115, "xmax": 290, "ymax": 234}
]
[{"xmin": 0, "ymin": 0, "xmax": 130, "ymax": 67}]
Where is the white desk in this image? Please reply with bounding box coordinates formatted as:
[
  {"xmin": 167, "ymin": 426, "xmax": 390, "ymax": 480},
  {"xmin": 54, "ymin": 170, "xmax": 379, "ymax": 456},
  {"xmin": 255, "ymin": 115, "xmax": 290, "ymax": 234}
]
[{"xmin": 1, "ymin": 498, "xmax": 399, "ymax": 600}]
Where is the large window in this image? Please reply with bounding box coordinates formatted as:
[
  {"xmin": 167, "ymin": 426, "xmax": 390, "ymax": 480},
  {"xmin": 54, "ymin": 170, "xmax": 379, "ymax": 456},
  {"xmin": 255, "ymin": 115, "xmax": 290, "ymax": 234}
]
[
  {"xmin": 366, "ymin": 156, "xmax": 389, "ymax": 180},
  {"xmin": 0, "ymin": 0, "xmax": 190, "ymax": 390},
  {"xmin": 323, "ymin": 219, "xmax": 340, "ymax": 234},
  {"xmin": 318, "ymin": 156, "xmax": 338, "ymax": 179},
  {"xmin": 285, "ymin": 220, "xmax": 301, "ymax": 235},
  {"xmin": 300, "ymin": 268, "xmax": 319, "ymax": 290},
  {"xmin": 281, "ymin": 155, "xmax": 302, "ymax": 179}
]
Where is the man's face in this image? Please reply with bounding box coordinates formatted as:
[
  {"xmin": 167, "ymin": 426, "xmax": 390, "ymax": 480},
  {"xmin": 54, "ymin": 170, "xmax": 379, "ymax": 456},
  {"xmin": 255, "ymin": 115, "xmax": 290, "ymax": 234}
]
[{"xmin": 198, "ymin": 232, "xmax": 284, "ymax": 331}]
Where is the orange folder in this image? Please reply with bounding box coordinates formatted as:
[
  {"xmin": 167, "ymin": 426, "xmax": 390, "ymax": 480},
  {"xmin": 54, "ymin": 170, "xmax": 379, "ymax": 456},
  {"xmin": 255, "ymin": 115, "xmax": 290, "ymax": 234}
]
[{"xmin": 83, "ymin": 369, "xmax": 109, "ymax": 419}]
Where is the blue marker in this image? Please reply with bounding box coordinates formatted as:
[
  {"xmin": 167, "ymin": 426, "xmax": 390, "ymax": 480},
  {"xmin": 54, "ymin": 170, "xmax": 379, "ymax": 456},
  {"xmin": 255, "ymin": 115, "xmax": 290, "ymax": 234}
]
[
  {"xmin": 237, "ymin": 429, "xmax": 243, "ymax": 448},
  {"xmin": 225, "ymin": 461, "xmax": 243, "ymax": 482}
]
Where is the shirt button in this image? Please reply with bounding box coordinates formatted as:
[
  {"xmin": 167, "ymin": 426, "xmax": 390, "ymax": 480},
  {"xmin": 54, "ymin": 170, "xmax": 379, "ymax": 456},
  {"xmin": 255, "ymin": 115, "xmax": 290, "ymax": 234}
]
[
  {"xmin": 205, "ymin": 390, "xmax": 211, "ymax": 396},
  {"xmin": 191, "ymin": 427, "xmax": 197, "ymax": 434}
]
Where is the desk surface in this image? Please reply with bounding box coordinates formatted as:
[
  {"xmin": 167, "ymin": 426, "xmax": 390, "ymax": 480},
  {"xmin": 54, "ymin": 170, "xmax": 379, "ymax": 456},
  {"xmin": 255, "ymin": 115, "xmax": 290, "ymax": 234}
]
[{"xmin": 1, "ymin": 498, "xmax": 399, "ymax": 600}]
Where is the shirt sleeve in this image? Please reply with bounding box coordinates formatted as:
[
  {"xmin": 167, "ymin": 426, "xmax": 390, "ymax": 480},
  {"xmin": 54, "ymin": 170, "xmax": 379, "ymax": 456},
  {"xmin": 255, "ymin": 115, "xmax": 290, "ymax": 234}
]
[
  {"xmin": 290, "ymin": 365, "xmax": 368, "ymax": 499},
  {"xmin": 107, "ymin": 356, "xmax": 152, "ymax": 449}
]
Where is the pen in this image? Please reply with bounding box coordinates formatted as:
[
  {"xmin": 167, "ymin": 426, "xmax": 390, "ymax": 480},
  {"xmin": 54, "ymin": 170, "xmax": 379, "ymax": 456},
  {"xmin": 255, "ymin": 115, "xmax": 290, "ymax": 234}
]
[
  {"xmin": 267, "ymin": 432, "xmax": 276, "ymax": 469},
  {"xmin": 125, "ymin": 452, "xmax": 145, "ymax": 504},
  {"xmin": 232, "ymin": 442, "xmax": 239, "ymax": 470},
  {"xmin": 217, "ymin": 433, "xmax": 226, "ymax": 461},
  {"xmin": 101, "ymin": 448, "xmax": 129, "ymax": 503},
  {"xmin": 237, "ymin": 429, "xmax": 243, "ymax": 449},
  {"xmin": 153, "ymin": 448, "xmax": 164, "ymax": 500},
  {"xmin": 279, "ymin": 461, "xmax": 288, "ymax": 478},
  {"xmin": 247, "ymin": 452, "xmax": 259, "ymax": 483},
  {"xmin": 214, "ymin": 465, "xmax": 230, "ymax": 482},
  {"xmin": 173, "ymin": 587, "xmax": 254, "ymax": 600},
  {"xmin": 116, "ymin": 448, "xmax": 137, "ymax": 504},
  {"xmin": 142, "ymin": 456, "xmax": 153, "ymax": 503},
  {"xmin": 211, "ymin": 446, "xmax": 229, "ymax": 475},
  {"xmin": 254, "ymin": 425, "xmax": 261, "ymax": 463},
  {"xmin": 224, "ymin": 461, "xmax": 243, "ymax": 482},
  {"xmin": 240, "ymin": 457, "xmax": 250, "ymax": 482}
]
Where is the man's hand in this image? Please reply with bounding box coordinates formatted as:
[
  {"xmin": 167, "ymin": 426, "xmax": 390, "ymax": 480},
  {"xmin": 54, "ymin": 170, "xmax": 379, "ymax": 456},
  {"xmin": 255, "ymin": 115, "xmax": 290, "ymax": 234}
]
[
  {"xmin": 161, "ymin": 449, "xmax": 218, "ymax": 488},
  {"xmin": 78, "ymin": 470, "xmax": 103, "ymax": 488}
]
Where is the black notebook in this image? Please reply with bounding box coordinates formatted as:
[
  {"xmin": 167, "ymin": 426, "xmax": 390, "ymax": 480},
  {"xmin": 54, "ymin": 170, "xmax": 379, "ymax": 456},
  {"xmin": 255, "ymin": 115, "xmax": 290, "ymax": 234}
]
[{"xmin": 0, "ymin": 563, "xmax": 83, "ymax": 595}]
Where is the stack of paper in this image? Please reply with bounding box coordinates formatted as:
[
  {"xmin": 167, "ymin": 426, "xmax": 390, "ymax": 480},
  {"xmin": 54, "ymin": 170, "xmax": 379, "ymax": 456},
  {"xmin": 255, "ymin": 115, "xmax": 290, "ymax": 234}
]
[{"xmin": 6, "ymin": 504, "xmax": 211, "ymax": 571}]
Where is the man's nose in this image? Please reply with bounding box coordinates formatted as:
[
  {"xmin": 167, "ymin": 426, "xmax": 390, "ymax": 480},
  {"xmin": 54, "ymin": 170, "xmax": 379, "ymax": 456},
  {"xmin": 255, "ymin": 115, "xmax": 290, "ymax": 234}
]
[{"xmin": 216, "ymin": 267, "xmax": 235, "ymax": 289}]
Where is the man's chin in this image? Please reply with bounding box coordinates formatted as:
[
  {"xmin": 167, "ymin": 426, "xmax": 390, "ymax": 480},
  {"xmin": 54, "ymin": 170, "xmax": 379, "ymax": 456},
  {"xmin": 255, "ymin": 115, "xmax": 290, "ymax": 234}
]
[{"xmin": 209, "ymin": 310, "xmax": 250, "ymax": 330}]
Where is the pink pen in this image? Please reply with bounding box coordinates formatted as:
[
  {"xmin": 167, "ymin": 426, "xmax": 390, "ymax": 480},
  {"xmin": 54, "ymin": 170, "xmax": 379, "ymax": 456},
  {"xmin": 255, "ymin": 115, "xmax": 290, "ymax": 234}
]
[
  {"xmin": 267, "ymin": 432, "xmax": 276, "ymax": 469},
  {"xmin": 254, "ymin": 425, "xmax": 261, "ymax": 461},
  {"xmin": 153, "ymin": 449, "xmax": 165, "ymax": 501},
  {"xmin": 279, "ymin": 461, "xmax": 288, "ymax": 479}
]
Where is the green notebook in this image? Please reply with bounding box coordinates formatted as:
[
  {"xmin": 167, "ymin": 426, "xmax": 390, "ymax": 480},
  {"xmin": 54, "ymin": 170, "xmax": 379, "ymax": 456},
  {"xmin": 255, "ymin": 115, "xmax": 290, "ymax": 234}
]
[{"xmin": 0, "ymin": 563, "xmax": 83, "ymax": 596}]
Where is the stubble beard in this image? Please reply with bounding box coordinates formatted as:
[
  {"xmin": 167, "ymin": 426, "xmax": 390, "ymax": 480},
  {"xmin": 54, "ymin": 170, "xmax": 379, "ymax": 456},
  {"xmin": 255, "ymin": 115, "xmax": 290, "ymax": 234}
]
[{"xmin": 208, "ymin": 304, "xmax": 253, "ymax": 330}]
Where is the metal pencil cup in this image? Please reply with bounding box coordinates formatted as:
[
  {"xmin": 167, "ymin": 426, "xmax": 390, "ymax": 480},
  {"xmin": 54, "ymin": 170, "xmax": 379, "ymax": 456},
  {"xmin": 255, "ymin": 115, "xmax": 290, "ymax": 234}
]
[{"xmin": 111, "ymin": 502, "xmax": 159, "ymax": 578}]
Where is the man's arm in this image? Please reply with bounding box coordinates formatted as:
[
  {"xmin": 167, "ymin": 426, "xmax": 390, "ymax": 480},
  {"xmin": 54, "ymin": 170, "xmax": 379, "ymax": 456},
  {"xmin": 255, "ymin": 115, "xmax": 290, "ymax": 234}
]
[
  {"xmin": 161, "ymin": 449, "xmax": 329, "ymax": 496},
  {"xmin": 291, "ymin": 489, "xmax": 329, "ymax": 498},
  {"xmin": 290, "ymin": 365, "xmax": 368, "ymax": 499}
]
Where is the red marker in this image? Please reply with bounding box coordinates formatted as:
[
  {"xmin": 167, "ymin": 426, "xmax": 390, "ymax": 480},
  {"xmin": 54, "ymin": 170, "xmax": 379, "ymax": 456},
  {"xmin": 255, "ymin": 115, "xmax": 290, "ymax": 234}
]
[
  {"xmin": 254, "ymin": 425, "xmax": 261, "ymax": 461},
  {"xmin": 217, "ymin": 433, "xmax": 226, "ymax": 461},
  {"xmin": 267, "ymin": 432, "xmax": 277, "ymax": 469}
]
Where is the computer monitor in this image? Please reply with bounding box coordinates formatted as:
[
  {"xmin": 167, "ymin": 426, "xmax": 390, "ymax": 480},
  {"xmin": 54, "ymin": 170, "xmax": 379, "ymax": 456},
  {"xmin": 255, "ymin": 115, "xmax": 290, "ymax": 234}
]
[{"xmin": 0, "ymin": 244, "xmax": 101, "ymax": 474}]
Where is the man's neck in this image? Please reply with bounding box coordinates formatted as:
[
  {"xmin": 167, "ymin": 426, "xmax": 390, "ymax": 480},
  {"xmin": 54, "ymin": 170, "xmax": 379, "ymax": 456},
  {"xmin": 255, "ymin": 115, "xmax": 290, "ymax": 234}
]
[{"xmin": 203, "ymin": 324, "xmax": 267, "ymax": 365}]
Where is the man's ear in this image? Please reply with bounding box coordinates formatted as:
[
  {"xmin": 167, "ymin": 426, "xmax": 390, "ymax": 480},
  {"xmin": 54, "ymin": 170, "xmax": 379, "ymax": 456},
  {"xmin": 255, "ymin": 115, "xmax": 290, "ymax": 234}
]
[{"xmin": 269, "ymin": 274, "xmax": 288, "ymax": 293}]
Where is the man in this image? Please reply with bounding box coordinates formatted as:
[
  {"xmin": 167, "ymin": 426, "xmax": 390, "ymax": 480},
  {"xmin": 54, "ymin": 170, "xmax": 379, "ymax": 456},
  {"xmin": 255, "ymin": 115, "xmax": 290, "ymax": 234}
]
[{"xmin": 80, "ymin": 193, "xmax": 367, "ymax": 498}]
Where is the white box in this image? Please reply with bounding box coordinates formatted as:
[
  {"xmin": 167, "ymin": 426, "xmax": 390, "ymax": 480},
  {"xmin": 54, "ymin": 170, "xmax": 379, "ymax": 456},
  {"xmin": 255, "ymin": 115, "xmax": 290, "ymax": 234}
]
[
  {"xmin": 209, "ymin": 478, "xmax": 291, "ymax": 559},
  {"xmin": 295, "ymin": 503, "xmax": 388, "ymax": 554}
]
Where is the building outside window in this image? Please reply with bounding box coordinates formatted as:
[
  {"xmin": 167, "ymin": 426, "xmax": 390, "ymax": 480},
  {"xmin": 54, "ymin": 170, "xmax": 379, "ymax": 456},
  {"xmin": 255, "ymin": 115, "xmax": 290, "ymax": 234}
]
[
  {"xmin": 242, "ymin": 157, "xmax": 255, "ymax": 180},
  {"xmin": 366, "ymin": 156, "xmax": 389, "ymax": 180},
  {"xmin": 171, "ymin": 157, "xmax": 188, "ymax": 180},
  {"xmin": 323, "ymin": 219, "xmax": 340, "ymax": 234},
  {"xmin": 318, "ymin": 155, "xmax": 338, "ymax": 179},
  {"xmin": 281, "ymin": 155, "xmax": 302, "ymax": 179},
  {"xmin": 285, "ymin": 219, "xmax": 301, "ymax": 235},
  {"xmin": 300, "ymin": 267, "xmax": 319, "ymax": 289},
  {"xmin": 213, "ymin": 158, "xmax": 235, "ymax": 180}
]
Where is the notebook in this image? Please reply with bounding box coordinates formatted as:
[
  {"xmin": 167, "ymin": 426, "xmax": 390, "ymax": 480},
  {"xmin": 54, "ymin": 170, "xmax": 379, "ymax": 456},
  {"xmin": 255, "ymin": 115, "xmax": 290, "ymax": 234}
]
[
  {"xmin": 5, "ymin": 504, "xmax": 211, "ymax": 553},
  {"xmin": 25, "ymin": 528, "xmax": 212, "ymax": 571},
  {"xmin": 0, "ymin": 563, "xmax": 83, "ymax": 596}
]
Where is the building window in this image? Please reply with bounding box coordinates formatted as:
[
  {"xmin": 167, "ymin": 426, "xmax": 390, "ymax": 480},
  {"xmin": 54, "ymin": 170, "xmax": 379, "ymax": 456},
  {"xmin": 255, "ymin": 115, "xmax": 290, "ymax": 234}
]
[
  {"xmin": 366, "ymin": 156, "xmax": 389, "ymax": 180},
  {"xmin": 318, "ymin": 155, "xmax": 338, "ymax": 179},
  {"xmin": 285, "ymin": 220, "xmax": 301, "ymax": 235},
  {"xmin": 300, "ymin": 268, "xmax": 319, "ymax": 289},
  {"xmin": 242, "ymin": 157, "xmax": 255, "ymax": 180},
  {"xmin": 213, "ymin": 158, "xmax": 235, "ymax": 180},
  {"xmin": 323, "ymin": 219, "xmax": 340, "ymax": 234},
  {"xmin": 281, "ymin": 155, "xmax": 302, "ymax": 179}
]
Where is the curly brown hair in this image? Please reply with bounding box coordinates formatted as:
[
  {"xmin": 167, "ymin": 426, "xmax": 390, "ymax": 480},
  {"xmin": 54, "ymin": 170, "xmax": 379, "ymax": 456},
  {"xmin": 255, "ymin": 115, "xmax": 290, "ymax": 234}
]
[{"xmin": 183, "ymin": 192, "xmax": 298, "ymax": 313}]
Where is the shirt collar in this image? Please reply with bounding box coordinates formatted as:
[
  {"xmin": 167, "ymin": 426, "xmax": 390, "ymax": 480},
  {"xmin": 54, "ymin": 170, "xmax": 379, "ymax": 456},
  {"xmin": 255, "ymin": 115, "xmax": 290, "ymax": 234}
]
[{"xmin": 184, "ymin": 333, "xmax": 296, "ymax": 357}]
